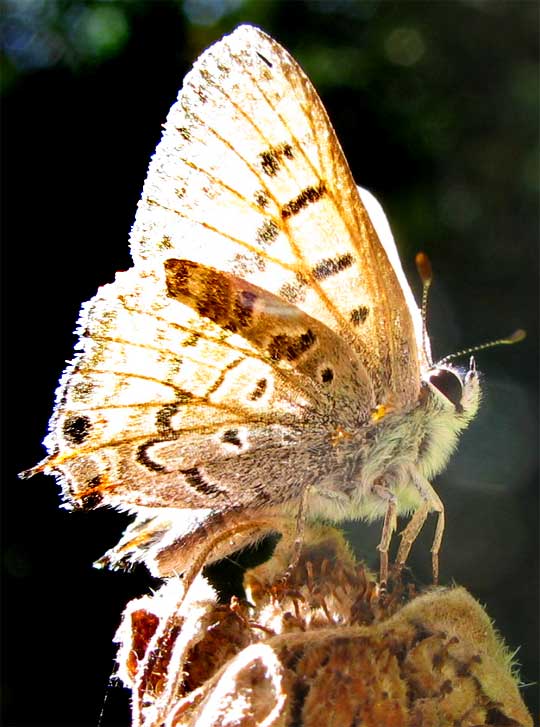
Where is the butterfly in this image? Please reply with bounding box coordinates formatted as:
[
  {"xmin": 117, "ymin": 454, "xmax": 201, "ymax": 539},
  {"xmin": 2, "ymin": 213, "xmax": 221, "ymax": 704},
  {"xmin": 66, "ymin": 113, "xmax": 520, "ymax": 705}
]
[{"xmin": 22, "ymin": 24, "xmax": 483, "ymax": 586}]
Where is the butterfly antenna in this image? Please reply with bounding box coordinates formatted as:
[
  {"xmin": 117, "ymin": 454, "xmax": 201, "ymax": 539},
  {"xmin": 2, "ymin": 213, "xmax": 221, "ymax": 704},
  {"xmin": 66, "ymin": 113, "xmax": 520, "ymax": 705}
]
[
  {"xmin": 415, "ymin": 252, "xmax": 433, "ymax": 365},
  {"xmin": 436, "ymin": 329, "xmax": 526, "ymax": 367}
]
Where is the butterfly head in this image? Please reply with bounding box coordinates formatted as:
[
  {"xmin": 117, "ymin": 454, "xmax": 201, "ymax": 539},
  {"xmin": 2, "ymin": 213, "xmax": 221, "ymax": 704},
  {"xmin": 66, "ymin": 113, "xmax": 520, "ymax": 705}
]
[
  {"xmin": 423, "ymin": 327, "xmax": 526, "ymax": 420},
  {"xmin": 424, "ymin": 357, "xmax": 480, "ymax": 418},
  {"xmin": 416, "ymin": 357, "xmax": 480, "ymax": 481}
]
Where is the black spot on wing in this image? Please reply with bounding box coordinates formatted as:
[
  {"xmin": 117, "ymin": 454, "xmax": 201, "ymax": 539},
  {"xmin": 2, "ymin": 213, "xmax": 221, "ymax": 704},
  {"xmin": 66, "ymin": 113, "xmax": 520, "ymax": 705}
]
[
  {"xmin": 63, "ymin": 415, "xmax": 92, "ymax": 445},
  {"xmin": 268, "ymin": 329, "xmax": 316, "ymax": 362},
  {"xmin": 136, "ymin": 441, "xmax": 167, "ymax": 473},
  {"xmin": 232, "ymin": 252, "xmax": 266, "ymax": 276},
  {"xmin": 78, "ymin": 476, "xmax": 107, "ymax": 509},
  {"xmin": 256, "ymin": 51, "xmax": 273, "ymax": 68},
  {"xmin": 281, "ymin": 181, "xmax": 327, "ymax": 219},
  {"xmin": 159, "ymin": 235, "xmax": 173, "ymax": 250},
  {"xmin": 350, "ymin": 306, "xmax": 370, "ymax": 325},
  {"xmin": 181, "ymin": 467, "xmax": 226, "ymax": 498},
  {"xmin": 254, "ymin": 190, "xmax": 269, "ymax": 208},
  {"xmin": 311, "ymin": 253, "xmax": 354, "ymax": 281},
  {"xmin": 155, "ymin": 393, "xmax": 192, "ymax": 434},
  {"xmin": 249, "ymin": 377, "xmax": 268, "ymax": 401},
  {"xmin": 279, "ymin": 273, "xmax": 308, "ymax": 304},
  {"xmin": 221, "ymin": 429, "xmax": 242, "ymax": 448},
  {"xmin": 256, "ymin": 219, "xmax": 279, "ymax": 246},
  {"xmin": 321, "ymin": 367, "xmax": 334, "ymax": 383},
  {"xmin": 281, "ymin": 144, "xmax": 294, "ymax": 159},
  {"xmin": 176, "ymin": 126, "xmax": 191, "ymax": 141},
  {"xmin": 156, "ymin": 404, "xmax": 180, "ymax": 434},
  {"xmin": 260, "ymin": 150, "xmax": 279, "ymax": 176},
  {"xmin": 258, "ymin": 143, "xmax": 294, "ymax": 177},
  {"xmin": 75, "ymin": 492, "xmax": 103, "ymax": 510}
]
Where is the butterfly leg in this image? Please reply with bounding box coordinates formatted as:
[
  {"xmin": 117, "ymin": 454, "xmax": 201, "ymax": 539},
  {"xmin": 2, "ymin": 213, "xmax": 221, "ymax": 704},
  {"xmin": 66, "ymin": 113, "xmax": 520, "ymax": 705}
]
[
  {"xmin": 396, "ymin": 474, "xmax": 445, "ymax": 583},
  {"xmin": 280, "ymin": 486, "xmax": 311, "ymax": 583},
  {"xmin": 430, "ymin": 492, "xmax": 445, "ymax": 584},
  {"xmin": 372, "ymin": 483, "xmax": 398, "ymax": 586}
]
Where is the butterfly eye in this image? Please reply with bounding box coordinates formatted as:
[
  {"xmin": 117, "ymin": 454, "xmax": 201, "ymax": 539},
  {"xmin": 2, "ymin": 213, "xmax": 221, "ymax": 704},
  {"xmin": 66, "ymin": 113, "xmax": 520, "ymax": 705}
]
[{"xmin": 428, "ymin": 368, "xmax": 463, "ymax": 408}]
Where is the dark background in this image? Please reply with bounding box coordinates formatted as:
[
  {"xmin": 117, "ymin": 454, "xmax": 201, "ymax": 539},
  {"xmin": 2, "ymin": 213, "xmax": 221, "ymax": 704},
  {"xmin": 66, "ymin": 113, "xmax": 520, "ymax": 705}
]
[{"xmin": 2, "ymin": 1, "xmax": 538, "ymax": 725}]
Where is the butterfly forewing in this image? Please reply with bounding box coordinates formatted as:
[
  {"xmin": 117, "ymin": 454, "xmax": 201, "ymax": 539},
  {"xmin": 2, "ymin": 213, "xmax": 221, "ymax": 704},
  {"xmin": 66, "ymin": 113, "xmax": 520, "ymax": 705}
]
[{"xmin": 131, "ymin": 26, "xmax": 420, "ymax": 407}]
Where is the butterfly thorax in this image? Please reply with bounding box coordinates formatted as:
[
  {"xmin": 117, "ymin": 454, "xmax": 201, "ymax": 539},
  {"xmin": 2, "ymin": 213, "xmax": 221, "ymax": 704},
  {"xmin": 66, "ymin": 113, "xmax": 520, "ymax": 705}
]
[{"xmin": 307, "ymin": 364, "xmax": 480, "ymax": 523}]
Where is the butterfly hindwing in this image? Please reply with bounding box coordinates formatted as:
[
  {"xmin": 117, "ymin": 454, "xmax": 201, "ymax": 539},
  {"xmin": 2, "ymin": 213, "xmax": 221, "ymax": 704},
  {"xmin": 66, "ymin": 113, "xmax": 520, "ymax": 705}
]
[{"xmin": 44, "ymin": 265, "xmax": 369, "ymax": 510}]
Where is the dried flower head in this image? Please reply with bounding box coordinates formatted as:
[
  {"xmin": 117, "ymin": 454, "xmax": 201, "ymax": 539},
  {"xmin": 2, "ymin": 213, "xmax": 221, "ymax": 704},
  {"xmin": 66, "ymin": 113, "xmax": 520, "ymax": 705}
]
[{"xmin": 114, "ymin": 524, "xmax": 532, "ymax": 727}]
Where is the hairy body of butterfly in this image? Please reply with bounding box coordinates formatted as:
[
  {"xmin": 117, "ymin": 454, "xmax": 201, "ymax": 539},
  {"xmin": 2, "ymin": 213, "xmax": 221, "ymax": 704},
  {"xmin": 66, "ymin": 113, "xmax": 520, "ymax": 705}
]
[{"xmin": 22, "ymin": 25, "xmax": 480, "ymax": 584}]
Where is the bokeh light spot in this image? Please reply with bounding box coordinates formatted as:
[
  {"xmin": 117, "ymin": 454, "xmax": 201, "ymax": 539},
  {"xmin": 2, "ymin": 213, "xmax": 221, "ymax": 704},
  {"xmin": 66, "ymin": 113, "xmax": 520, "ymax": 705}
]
[
  {"xmin": 384, "ymin": 27, "xmax": 425, "ymax": 67},
  {"xmin": 74, "ymin": 5, "xmax": 129, "ymax": 60},
  {"xmin": 183, "ymin": 0, "xmax": 243, "ymax": 27}
]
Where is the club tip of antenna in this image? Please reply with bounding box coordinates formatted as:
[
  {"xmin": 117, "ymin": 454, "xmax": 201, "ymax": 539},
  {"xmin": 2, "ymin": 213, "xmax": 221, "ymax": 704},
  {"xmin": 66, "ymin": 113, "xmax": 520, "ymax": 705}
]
[
  {"xmin": 415, "ymin": 251, "xmax": 432, "ymax": 285},
  {"xmin": 506, "ymin": 328, "xmax": 526, "ymax": 344}
]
